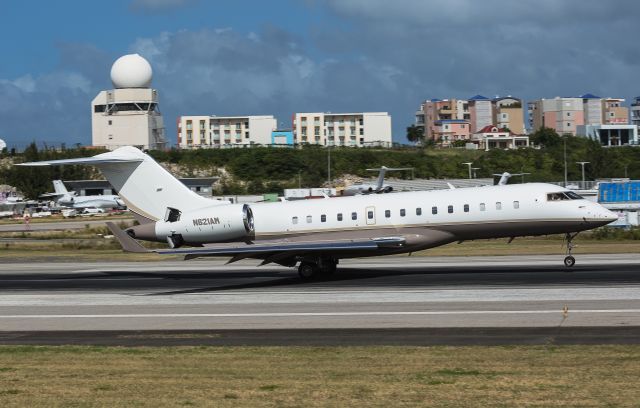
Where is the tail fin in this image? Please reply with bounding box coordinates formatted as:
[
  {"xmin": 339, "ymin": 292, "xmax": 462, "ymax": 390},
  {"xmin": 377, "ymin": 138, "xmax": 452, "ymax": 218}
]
[
  {"xmin": 52, "ymin": 180, "xmax": 68, "ymax": 195},
  {"xmin": 18, "ymin": 146, "xmax": 221, "ymax": 221}
]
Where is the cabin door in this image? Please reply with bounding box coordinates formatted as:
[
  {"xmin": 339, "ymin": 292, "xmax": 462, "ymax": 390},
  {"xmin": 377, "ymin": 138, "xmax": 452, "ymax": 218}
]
[{"xmin": 365, "ymin": 206, "xmax": 376, "ymax": 225}]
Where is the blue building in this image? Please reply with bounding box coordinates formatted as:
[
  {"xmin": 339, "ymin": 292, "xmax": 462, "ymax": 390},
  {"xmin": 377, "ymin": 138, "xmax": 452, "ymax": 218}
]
[{"xmin": 271, "ymin": 130, "xmax": 294, "ymax": 146}]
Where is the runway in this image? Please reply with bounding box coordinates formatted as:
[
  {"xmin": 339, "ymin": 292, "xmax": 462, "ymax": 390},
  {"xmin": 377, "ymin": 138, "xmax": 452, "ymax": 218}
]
[{"xmin": 0, "ymin": 254, "xmax": 639, "ymax": 345}]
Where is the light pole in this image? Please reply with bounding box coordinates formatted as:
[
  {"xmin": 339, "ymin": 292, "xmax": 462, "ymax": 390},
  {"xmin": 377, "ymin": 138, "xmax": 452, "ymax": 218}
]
[
  {"xmin": 327, "ymin": 145, "xmax": 331, "ymax": 187},
  {"xmin": 563, "ymin": 136, "xmax": 568, "ymax": 187},
  {"xmin": 576, "ymin": 161, "xmax": 590, "ymax": 185},
  {"xmin": 462, "ymin": 162, "xmax": 472, "ymax": 179}
]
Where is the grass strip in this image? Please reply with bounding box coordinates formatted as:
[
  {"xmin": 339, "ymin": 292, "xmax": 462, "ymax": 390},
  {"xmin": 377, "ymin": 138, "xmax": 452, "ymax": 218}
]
[{"xmin": 0, "ymin": 345, "xmax": 638, "ymax": 407}]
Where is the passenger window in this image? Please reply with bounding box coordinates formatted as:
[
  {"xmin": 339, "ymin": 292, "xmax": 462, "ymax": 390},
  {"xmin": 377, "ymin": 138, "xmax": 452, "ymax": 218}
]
[
  {"xmin": 513, "ymin": 201, "xmax": 519, "ymax": 209},
  {"xmin": 463, "ymin": 204, "xmax": 469, "ymax": 213},
  {"xmin": 480, "ymin": 203, "xmax": 486, "ymax": 211},
  {"xmin": 400, "ymin": 209, "xmax": 406, "ymax": 217},
  {"xmin": 416, "ymin": 207, "xmax": 422, "ymax": 216},
  {"xmin": 432, "ymin": 206, "xmax": 438, "ymax": 215},
  {"xmin": 367, "ymin": 211, "xmax": 374, "ymax": 219},
  {"xmin": 306, "ymin": 215, "xmax": 312, "ymax": 223},
  {"xmin": 292, "ymin": 216, "xmax": 298, "ymax": 224},
  {"xmin": 337, "ymin": 213, "xmax": 343, "ymax": 221},
  {"xmin": 448, "ymin": 205, "xmax": 453, "ymax": 214},
  {"xmin": 385, "ymin": 210, "xmax": 391, "ymax": 218},
  {"xmin": 351, "ymin": 212, "xmax": 357, "ymax": 220},
  {"xmin": 496, "ymin": 202, "xmax": 502, "ymax": 210},
  {"xmin": 321, "ymin": 214, "xmax": 327, "ymax": 222}
]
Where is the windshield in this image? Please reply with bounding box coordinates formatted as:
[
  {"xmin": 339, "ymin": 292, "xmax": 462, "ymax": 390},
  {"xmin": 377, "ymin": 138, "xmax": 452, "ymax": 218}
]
[{"xmin": 547, "ymin": 191, "xmax": 584, "ymax": 201}]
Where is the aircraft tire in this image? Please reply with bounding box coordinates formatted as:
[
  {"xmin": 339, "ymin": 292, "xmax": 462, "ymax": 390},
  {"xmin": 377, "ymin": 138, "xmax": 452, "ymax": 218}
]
[
  {"xmin": 298, "ymin": 262, "xmax": 317, "ymax": 280},
  {"xmin": 564, "ymin": 256, "xmax": 575, "ymax": 268}
]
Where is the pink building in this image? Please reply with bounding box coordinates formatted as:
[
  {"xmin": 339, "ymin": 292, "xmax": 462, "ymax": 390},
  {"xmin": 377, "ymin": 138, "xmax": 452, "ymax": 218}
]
[{"xmin": 433, "ymin": 120, "xmax": 470, "ymax": 145}]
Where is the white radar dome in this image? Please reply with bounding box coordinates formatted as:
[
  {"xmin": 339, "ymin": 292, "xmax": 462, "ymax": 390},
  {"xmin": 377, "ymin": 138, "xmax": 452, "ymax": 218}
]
[{"xmin": 110, "ymin": 54, "xmax": 153, "ymax": 89}]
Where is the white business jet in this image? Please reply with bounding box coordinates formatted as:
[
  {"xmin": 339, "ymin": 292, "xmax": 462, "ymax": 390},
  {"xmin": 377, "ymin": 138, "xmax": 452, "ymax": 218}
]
[
  {"xmin": 42, "ymin": 180, "xmax": 124, "ymax": 209},
  {"xmin": 19, "ymin": 146, "xmax": 617, "ymax": 279}
]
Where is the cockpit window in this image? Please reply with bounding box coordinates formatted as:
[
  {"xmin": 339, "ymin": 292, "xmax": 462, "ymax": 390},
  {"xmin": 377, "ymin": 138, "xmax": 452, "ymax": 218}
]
[
  {"xmin": 547, "ymin": 192, "xmax": 583, "ymax": 201},
  {"xmin": 565, "ymin": 191, "xmax": 583, "ymax": 200}
]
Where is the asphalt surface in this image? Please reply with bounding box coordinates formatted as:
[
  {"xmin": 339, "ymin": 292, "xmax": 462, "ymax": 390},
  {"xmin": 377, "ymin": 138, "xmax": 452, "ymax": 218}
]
[{"xmin": 0, "ymin": 254, "xmax": 639, "ymax": 345}]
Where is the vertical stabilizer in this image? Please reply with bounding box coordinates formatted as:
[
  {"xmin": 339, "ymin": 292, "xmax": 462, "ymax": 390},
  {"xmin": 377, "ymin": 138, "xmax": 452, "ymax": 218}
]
[
  {"xmin": 52, "ymin": 180, "xmax": 69, "ymax": 195},
  {"xmin": 19, "ymin": 146, "xmax": 223, "ymax": 221}
]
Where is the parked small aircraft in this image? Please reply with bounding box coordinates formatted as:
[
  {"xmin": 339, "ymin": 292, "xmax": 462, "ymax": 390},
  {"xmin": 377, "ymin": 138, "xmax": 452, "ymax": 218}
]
[
  {"xmin": 42, "ymin": 180, "xmax": 124, "ymax": 210},
  {"xmin": 342, "ymin": 166, "xmax": 412, "ymax": 195}
]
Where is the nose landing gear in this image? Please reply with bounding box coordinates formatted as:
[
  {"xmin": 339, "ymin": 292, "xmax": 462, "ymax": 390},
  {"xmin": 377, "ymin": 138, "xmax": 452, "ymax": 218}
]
[{"xmin": 563, "ymin": 232, "xmax": 578, "ymax": 268}]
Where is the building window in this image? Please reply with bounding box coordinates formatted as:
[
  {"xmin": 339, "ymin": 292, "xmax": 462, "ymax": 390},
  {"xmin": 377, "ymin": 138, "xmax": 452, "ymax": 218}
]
[
  {"xmin": 432, "ymin": 206, "xmax": 438, "ymax": 215},
  {"xmin": 306, "ymin": 215, "xmax": 312, "ymax": 223},
  {"xmin": 301, "ymin": 127, "xmax": 307, "ymax": 136},
  {"xmin": 385, "ymin": 210, "xmax": 391, "ymax": 218},
  {"xmin": 496, "ymin": 202, "xmax": 502, "ymax": 210},
  {"xmin": 359, "ymin": 128, "xmax": 364, "ymax": 135},
  {"xmin": 321, "ymin": 214, "xmax": 326, "ymax": 222},
  {"xmin": 416, "ymin": 208, "xmax": 422, "ymax": 216},
  {"xmin": 448, "ymin": 205, "xmax": 453, "ymax": 214},
  {"xmin": 513, "ymin": 201, "xmax": 519, "ymax": 209},
  {"xmin": 337, "ymin": 213, "xmax": 343, "ymax": 221},
  {"xmin": 314, "ymin": 127, "xmax": 320, "ymax": 136},
  {"xmin": 292, "ymin": 216, "xmax": 298, "ymax": 224},
  {"xmin": 480, "ymin": 203, "xmax": 486, "ymax": 211},
  {"xmin": 351, "ymin": 212, "xmax": 357, "ymax": 220},
  {"xmin": 245, "ymin": 132, "xmax": 250, "ymax": 139},
  {"xmin": 108, "ymin": 120, "xmax": 112, "ymax": 125},
  {"xmin": 400, "ymin": 209, "xmax": 406, "ymax": 217},
  {"xmin": 464, "ymin": 204, "xmax": 469, "ymax": 212},
  {"xmin": 567, "ymin": 123, "xmax": 571, "ymax": 127},
  {"xmin": 368, "ymin": 211, "xmax": 374, "ymax": 219}
]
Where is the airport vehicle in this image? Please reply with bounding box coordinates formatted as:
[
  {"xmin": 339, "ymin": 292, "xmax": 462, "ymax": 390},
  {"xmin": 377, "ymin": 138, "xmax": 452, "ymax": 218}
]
[
  {"xmin": 342, "ymin": 166, "xmax": 412, "ymax": 195},
  {"xmin": 20, "ymin": 146, "xmax": 617, "ymax": 278},
  {"xmin": 42, "ymin": 180, "xmax": 124, "ymax": 210}
]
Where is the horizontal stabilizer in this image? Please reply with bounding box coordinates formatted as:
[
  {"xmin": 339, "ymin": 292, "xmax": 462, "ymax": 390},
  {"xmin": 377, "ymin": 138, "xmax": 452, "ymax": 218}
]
[
  {"xmin": 105, "ymin": 222, "xmax": 150, "ymax": 253},
  {"xmin": 17, "ymin": 156, "xmax": 142, "ymax": 166}
]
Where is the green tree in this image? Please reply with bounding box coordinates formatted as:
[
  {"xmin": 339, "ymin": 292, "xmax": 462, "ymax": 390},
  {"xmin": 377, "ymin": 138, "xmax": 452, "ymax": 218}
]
[
  {"xmin": 406, "ymin": 125, "xmax": 424, "ymax": 144},
  {"xmin": 530, "ymin": 127, "xmax": 561, "ymax": 148}
]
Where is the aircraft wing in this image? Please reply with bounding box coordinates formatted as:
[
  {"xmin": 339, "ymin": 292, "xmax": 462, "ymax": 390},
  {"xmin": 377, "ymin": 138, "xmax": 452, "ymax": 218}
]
[
  {"xmin": 17, "ymin": 156, "xmax": 142, "ymax": 167},
  {"xmin": 106, "ymin": 222, "xmax": 405, "ymax": 264}
]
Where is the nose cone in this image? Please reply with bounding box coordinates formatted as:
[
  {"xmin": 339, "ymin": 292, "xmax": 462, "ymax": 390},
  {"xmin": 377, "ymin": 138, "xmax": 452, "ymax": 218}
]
[{"xmin": 603, "ymin": 209, "xmax": 618, "ymax": 223}]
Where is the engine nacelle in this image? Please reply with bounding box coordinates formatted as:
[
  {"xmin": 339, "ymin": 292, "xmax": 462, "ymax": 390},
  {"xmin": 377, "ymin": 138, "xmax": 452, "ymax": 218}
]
[{"xmin": 127, "ymin": 204, "xmax": 254, "ymax": 246}]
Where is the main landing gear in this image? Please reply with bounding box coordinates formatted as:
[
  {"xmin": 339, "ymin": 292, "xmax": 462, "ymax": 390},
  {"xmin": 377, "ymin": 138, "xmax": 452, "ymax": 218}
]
[
  {"xmin": 297, "ymin": 258, "xmax": 338, "ymax": 280},
  {"xmin": 563, "ymin": 232, "xmax": 578, "ymax": 268}
]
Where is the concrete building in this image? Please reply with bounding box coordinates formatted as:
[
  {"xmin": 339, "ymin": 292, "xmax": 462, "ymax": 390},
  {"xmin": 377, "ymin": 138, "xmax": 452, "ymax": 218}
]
[
  {"xmin": 468, "ymin": 95, "xmax": 493, "ymax": 133},
  {"xmin": 92, "ymin": 54, "xmax": 167, "ymax": 151},
  {"xmin": 631, "ymin": 96, "xmax": 640, "ymax": 127},
  {"xmin": 471, "ymin": 125, "xmax": 529, "ymax": 151},
  {"xmin": 576, "ymin": 124, "xmax": 638, "ymax": 146},
  {"xmin": 415, "ymin": 99, "xmax": 469, "ymax": 141},
  {"xmin": 177, "ymin": 115, "xmax": 277, "ymax": 149},
  {"xmin": 432, "ymin": 120, "xmax": 470, "ymax": 146},
  {"xmin": 528, "ymin": 94, "xmax": 629, "ymax": 136},
  {"xmin": 493, "ymin": 97, "xmax": 526, "ymax": 134},
  {"xmin": 64, "ymin": 178, "xmax": 218, "ymax": 198},
  {"xmin": 292, "ymin": 112, "xmax": 392, "ymax": 147}
]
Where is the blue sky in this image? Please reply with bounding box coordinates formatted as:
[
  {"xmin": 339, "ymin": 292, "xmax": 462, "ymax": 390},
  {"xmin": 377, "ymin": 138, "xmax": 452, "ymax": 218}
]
[{"xmin": 1, "ymin": 0, "xmax": 639, "ymax": 148}]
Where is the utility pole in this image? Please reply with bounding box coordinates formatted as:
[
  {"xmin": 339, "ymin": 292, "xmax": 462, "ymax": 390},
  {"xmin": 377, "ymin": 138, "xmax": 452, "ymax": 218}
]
[
  {"xmin": 462, "ymin": 162, "xmax": 472, "ymax": 179},
  {"xmin": 563, "ymin": 136, "xmax": 568, "ymax": 187},
  {"xmin": 576, "ymin": 161, "xmax": 590, "ymax": 185},
  {"xmin": 327, "ymin": 146, "xmax": 331, "ymax": 187}
]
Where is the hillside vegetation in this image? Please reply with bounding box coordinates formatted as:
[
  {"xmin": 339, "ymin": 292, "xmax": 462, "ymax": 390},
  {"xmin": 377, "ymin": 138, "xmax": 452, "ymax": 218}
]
[{"xmin": 2, "ymin": 132, "xmax": 640, "ymax": 198}]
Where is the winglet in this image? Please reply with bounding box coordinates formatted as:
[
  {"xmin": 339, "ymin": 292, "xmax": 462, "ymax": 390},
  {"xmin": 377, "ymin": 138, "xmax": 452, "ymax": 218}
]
[{"xmin": 105, "ymin": 222, "xmax": 150, "ymax": 253}]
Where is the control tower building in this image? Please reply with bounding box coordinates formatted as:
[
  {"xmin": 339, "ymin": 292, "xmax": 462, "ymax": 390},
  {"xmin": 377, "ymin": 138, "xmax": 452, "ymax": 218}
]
[{"xmin": 91, "ymin": 54, "xmax": 167, "ymax": 150}]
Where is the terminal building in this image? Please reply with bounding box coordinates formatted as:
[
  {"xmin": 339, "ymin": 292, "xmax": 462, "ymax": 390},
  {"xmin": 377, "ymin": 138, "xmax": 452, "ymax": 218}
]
[{"xmin": 91, "ymin": 54, "xmax": 167, "ymax": 151}]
